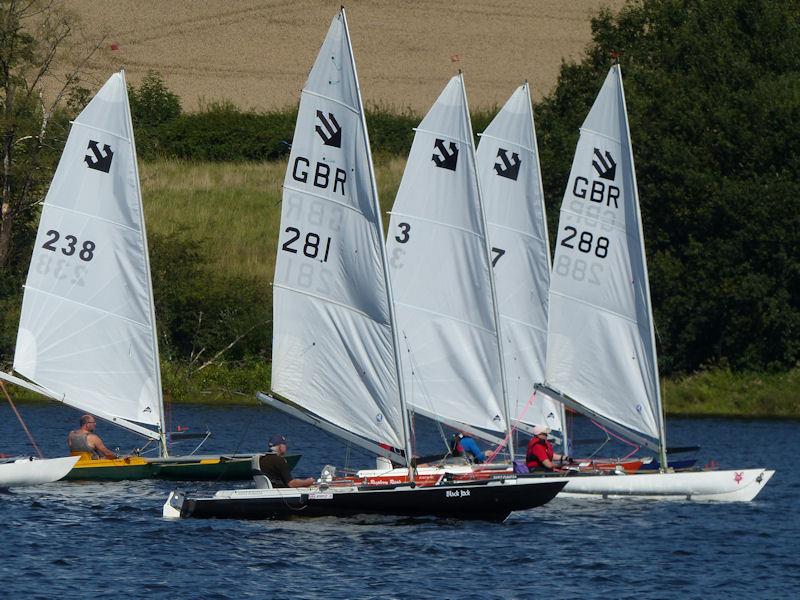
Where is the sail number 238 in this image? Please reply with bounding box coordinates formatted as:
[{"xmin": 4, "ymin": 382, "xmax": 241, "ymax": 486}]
[
  {"xmin": 281, "ymin": 227, "xmax": 332, "ymax": 262},
  {"xmin": 42, "ymin": 230, "xmax": 96, "ymax": 261}
]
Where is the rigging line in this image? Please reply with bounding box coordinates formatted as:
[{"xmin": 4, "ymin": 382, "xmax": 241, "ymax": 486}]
[
  {"xmin": 485, "ymin": 389, "xmax": 539, "ymax": 464},
  {"xmin": 212, "ymin": 408, "xmax": 255, "ymax": 485},
  {"xmin": 1, "ymin": 380, "xmax": 44, "ymax": 458},
  {"xmin": 589, "ymin": 419, "xmax": 641, "ymax": 460}
]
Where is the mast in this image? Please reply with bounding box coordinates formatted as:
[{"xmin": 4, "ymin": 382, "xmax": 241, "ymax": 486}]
[
  {"xmin": 523, "ymin": 80, "xmax": 567, "ymax": 453},
  {"xmin": 121, "ymin": 68, "xmax": 168, "ymax": 457},
  {"xmin": 614, "ymin": 64, "xmax": 667, "ymax": 470},
  {"xmin": 460, "ymin": 72, "xmax": 515, "ymax": 460},
  {"xmin": 341, "ymin": 8, "xmax": 415, "ymax": 474}
]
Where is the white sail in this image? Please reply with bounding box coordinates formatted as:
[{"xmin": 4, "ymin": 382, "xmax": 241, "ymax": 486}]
[
  {"xmin": 13, "ymin": 72, "xmax": 162, "ymax": 430},
  {"xmin": 476, "ymin": 83, "xmax": 562, "ymax": 433},
  {"xmin": 545, "ymin": 65, "xmax": 662, "ymax": 445},
  {"xmin": 271, "ymin": 12, "xmax": 405, "ymax": 449},
  {"xmin": 386, "ymin": 75, "xmax": 507, "ymax": 434}
]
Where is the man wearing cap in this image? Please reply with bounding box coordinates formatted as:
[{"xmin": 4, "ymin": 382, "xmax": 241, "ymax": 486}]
[
  {"xmin": 258, "ymin": 434, "xmax": 315, "ymax": 488},
  {"xmin": 525, "ymin": 425, "xmax": 568, "ymax": 472}
]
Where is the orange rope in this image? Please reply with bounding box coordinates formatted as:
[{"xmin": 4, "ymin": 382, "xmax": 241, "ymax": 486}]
[{"xmin": 1, "ymin": 380, "xmax": 44, "ymax": 458}]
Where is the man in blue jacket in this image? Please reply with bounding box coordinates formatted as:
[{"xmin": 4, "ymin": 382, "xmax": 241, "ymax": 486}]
[{"xmin": 450, "ymin": 431, "xmax": 486, "ymax": 463}]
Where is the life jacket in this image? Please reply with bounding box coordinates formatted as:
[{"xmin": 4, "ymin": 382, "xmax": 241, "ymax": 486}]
[
  {"xmin": 450, "ymin": 434, "xmax": 464, "ymax": 456},
  {"xmin": 526, "ymin": 437, "xmax": 554, "ymax": 471}
]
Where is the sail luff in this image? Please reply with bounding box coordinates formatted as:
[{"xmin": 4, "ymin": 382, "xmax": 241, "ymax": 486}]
[
  {"xmin": 340, "ymin": 7, "xmax": 412, "ymax": 469},
  {"xmin": 613, "ymin": 65, "xmax": 667, "ymax": 467},
  {"xmin": 120, "ymin": 68, "xmax": 167, "ymax": 455},
  {"xmin": 459, "ymin": 73, "xmax": 515, "ymax": 460},
  {"xmin": 523, "ymin": 82, "xmax": 569, "ymax": 451}
]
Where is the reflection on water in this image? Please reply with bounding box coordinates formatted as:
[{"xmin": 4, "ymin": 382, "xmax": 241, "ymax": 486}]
[{"xmin": 0, "ymin": 402, "xmax": 796, "ymax": 598}]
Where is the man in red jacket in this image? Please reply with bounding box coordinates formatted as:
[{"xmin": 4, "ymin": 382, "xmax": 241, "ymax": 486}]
[{"xmin": 525, "ymin": 425, "xmax": 568, "ymax": 472}]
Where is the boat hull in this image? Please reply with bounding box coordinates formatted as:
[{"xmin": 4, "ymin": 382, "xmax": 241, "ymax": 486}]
[
  {"xmin": 62, "ymin": 454, "xmax": 300, "ymax": 481},
  {"xmin": 0, "ymin": 456, "xmax": 80, "ymax": 487},
  {"xmin": 164, "ymin": 477, "xmax": 567, "ymax": 522},
  {"xmin": 560, "ymin": 468, "xmax": 774, "ymax": 501}
]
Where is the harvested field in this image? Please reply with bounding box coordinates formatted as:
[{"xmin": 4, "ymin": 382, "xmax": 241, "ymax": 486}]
[{"xmin": 58, "ymin": 0, "xmax": 626, "ymax": 112}]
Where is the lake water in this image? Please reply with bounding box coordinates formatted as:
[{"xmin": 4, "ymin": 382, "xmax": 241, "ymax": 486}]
[{"xmin": 1, "ymin": 401, "xmax": 796, "ymax": 599}]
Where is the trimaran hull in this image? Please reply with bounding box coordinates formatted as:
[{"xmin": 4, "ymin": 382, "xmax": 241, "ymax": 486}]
[
  {"xmin": 163, "ymin": 477, "xmax": 567, "ymax": 522},
  {"xmin": 0, "ymin": 456, "xmax": 79, "ymax": 487},
  {"xmin": 560, "ymin": 468, "xmax": 774, "ymax": 502},
  {"xmin": 349, "ymin": 463, "xmax": 774, "ymax": 502}
]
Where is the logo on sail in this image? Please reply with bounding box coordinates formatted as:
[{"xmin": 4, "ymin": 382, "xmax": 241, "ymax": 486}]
[
  {"xmin": 316, "ymin": 110, "xmax": 342, "ymax": 148},
  {"xmin": 432, "ymin": 138, "xmax": 458, "ymax": 171},
  {"xmin": 85, "ymin": 140, "xmax": 113, "ymax": 173},
  {"xmin": 592, "ymin": 148, "xmax": 616, "ymax": 181},
  {"xmin": 494, "ymin": 148, "xmax": 521, "ymax": 180}
]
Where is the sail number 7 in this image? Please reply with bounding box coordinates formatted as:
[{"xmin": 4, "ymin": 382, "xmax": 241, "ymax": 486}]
[{"xmin": 281, "ymin": 226, "xmax": 332, "ymax": 262}]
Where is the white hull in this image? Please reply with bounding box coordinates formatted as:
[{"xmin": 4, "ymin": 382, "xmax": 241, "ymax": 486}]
[
  {"xmin": 560, "ymin": 468, "xmax": 774, "ymax": 502},
  {"xmin": 0, "ymin": 456, "xmax": 79, "ymax": 487}
]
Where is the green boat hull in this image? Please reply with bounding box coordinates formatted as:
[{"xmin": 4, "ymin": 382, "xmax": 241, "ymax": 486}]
[{"xmin": 62, "ymin": 454, "xmax": 301, "ymax": 482}]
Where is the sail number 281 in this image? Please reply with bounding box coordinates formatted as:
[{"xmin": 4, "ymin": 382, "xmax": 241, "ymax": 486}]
[{"xmin": 281, "ymin": 227, "xmax": 332, "ymax": 262}]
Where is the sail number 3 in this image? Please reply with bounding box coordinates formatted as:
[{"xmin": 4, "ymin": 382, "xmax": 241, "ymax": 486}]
[{"xmin": 42, "ymin": 230, "xmax": 96, "ymax": 261}]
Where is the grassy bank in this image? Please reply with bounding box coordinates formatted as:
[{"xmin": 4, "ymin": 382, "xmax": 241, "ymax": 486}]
[
  {"xmin": 7, "ymin": 159, "xmax": 792, "ymax": 417},
  {"xmin": 139, "ymin": 157, "xmax": 406, "ymax": 282}
]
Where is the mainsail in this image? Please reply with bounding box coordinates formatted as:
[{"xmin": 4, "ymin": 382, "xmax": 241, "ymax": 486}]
[
  {"xmin": 542, "ymin": 65, "xmax": 665, "ymax": 453},
  {"xmin": 386, "ymin": 74, "xmax": 509, "ymax": 435},
  {"xmin": 476, "ymin": 83, "xmax": 563, "ymax": 434},
  {"xmin": 10, "ymin": 71, "xmax": 163, "ymax": 439},
  {"xmin": 270, "ymin": 11, "xmax": 407, "ymax": 451}
]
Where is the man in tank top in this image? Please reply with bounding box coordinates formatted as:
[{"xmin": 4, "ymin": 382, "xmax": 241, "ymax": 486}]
[{"xmin": 67, "ymin": 415, "xmax": 119, "ymax": 460}]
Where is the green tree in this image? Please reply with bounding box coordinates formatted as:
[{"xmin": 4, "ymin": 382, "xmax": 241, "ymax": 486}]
[
  {"xmin": 0, "ymin": 0, "xmax": 100, "ymax": 268},
  {"xmin": 128, "ymin": 70, "xmax": 181, "ymax": 127},
  {"xmin": 537, "ymin": 0, "xmax": 800, "ymax": 374}
]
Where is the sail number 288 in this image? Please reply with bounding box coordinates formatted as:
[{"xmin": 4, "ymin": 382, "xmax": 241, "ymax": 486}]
[
  {"xmin": 560, "ymin": 226, "xmax": 609, "ymax": 258},
  {"xmin": 281, "ymin": 227, "xmax": 332, "ymax": 262}
]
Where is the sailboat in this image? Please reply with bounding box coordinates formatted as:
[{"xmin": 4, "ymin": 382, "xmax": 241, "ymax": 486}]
[
  {"xmin": 535, "ymin": 63, "xmax": 774, "ymax": 500},
  {"xmin": 164, "ymin": 9, "xmax": 566, "ymax": 521},
  {"xmin": 0, "ymin": 71, "xmax": 267, "ymax": 481}
]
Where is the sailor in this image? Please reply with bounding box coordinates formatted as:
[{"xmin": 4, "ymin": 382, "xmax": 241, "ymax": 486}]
[
  {"xmin": 450, "ymin": 431, "xmax": 486, "ymax": 464},
  {"xmin": 258, "ymin": 434, "xmax": 315, "ymax": 488},
  {"xmin": 67, "ymin": 415, "xmax": 119, "ymax": 460},
  {"xmin": 525, "ymin": 425, "xmax": 568, "ymax": 472}
]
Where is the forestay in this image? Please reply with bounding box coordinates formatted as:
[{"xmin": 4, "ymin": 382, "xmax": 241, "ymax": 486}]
[
  {"xmin": 476, "ymin": 83, "xmax": 562, "ymax": 433},
  {"xmin": 386, "ymin": 75, "xmax": 507, "ymax": 434},
  {"xmin": 271, "ymin": 13, "xmax": 405, "ymax": 449},
  {"xmin": 13, "ymin": 72, "xmax": 162, "ymax": 430},
  {"xmin": 545, "ymin": 65, "xmax": 663, "ymax": 445}
]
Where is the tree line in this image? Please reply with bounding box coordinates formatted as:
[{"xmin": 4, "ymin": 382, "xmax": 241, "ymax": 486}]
[{"xmin": 1, "ymin": 0, "xmax": 798, "ymax": 377}]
